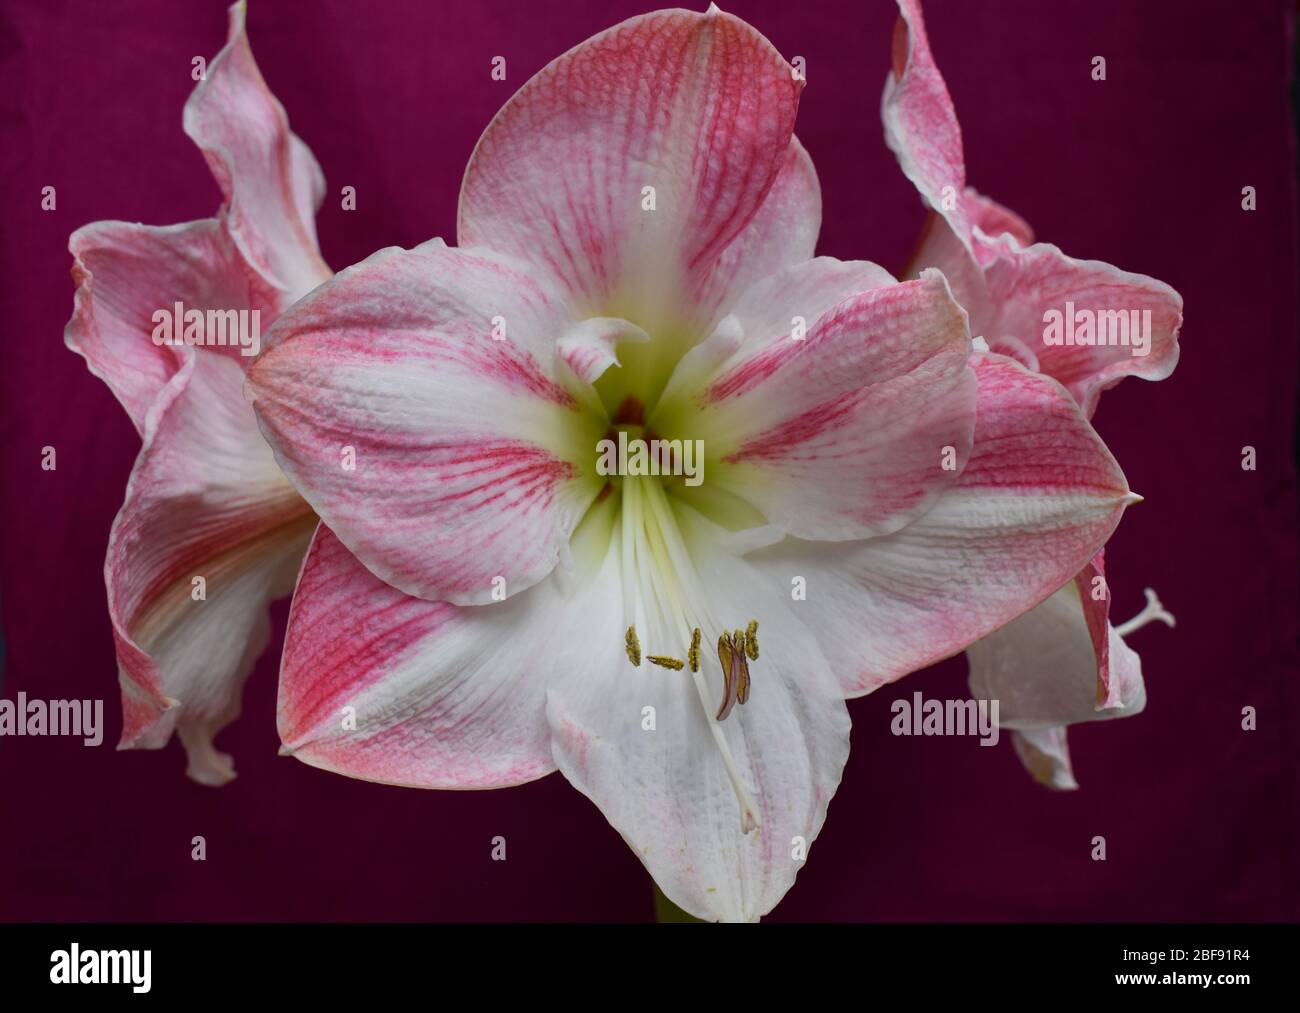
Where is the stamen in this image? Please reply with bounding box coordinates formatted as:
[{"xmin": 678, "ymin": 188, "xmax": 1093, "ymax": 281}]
[
  {"xmin": 715, "ymin": 630, "xmax": 752, "ymax": 722},
  {"xmin": 647, "ymin": 655, "xmax": 685, "ymax": 670},
  {"xmin": 688, "ymin": 627, "xmax": 701, "ymax": 673},
  {"xmin": 1114, "ymin": 587, "xmax": 1176, "ymax": 638},
  {"xmin": 745, "ymin": 620, "xmax": 759, "ymax": 661},
  {"xmin": 618, "ymin": 475, "xmax": 764, "ymax": 835},
  {"xmin": 625, "ymin": 625, "xmax": 641, "ymax": 667}
]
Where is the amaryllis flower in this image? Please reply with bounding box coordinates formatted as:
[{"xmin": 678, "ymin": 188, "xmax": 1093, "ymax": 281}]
[
  {"xmin": 65, "ymin": 2, "xmax": 328, "ymax": 784},
  {"xmin": 249, "ymin": 5, "xmax": 1138, "ymax": 920},
  {"xmin": 882, "ymin": 0, "xmax": 1183, "ymax": 785}
]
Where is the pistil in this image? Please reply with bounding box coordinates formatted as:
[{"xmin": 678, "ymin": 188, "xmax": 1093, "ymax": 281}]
[{"xmin": 1114, "ymin": 587, "xmax": 1176, "ymax": 637}]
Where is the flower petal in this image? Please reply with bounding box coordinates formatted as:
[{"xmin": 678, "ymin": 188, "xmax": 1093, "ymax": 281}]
[
  {"xmin": 976, "ymin": 237, "xmax": 1183, "ymax": 417},
  {"xmin": 458, "ymin": 6, "xmax": 803, "ymax": 330},
  {"xmin": 653, "ymin": 266, "xmax": 976, "ymax": 541},
  {"xmin": 1012, "ymin": 726, "xmax": 1078, "ymax": 791},
  {"xmin": 546, "ymin": 530, "xmax": 850, "ymax": 922},
  {"xmin": 183, "ymin": 0, "xmax": 330, "ymax": 300},
  {"xmin": 746, "ymin": 353, "xmax": 1133, "ymax": 695},
  {"xmin": 65, "ymin": 219, "xmax": 275, "ymax": 432},
  {"xmin": 276, "ymin": 525, "xmax": 564, "ymax": 789},
  {"xmin": 691, "ymin": 137, "xmax": 822, "ymax": 329},
  {"xmin": 248, "ymin": 241, "xmax": 607, "ymax": 605},
  {"xmin": 110, "ymin": 350, "xmax": 315, "ymax": 784},
  {"xmin": 881, "ymin": 0, "xmax": 976, "ymax": 244},
  {"xmin": 884, "ymin": 0, "xmax": 1183, "ymax": 416},
  {"xmin": 967, "ymin": 553, "xmax": 1146, "ymax": 729}
]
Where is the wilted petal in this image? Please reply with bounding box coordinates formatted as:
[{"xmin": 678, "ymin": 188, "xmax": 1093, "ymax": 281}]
[
  {"xmin": 748, "ymin": 354, "xmax": 1133, "ymax": 695},
  {"xmin": 249, "ymin": 241, "xmax": 608, "ymax": 605},
  {"xmin": 654, "ymin": 267, "xmax": 975, "ymax": 541},
  {"xmin": 276, "ymin": 525, "xmax": 562, "ymax": 788},
  {"xmin": 183, "ymin": 0, "xmax": 330, "ymax": 300},
  {"xmin": 110, "ymin": 351, "xmax": 315, "ymax": 784},
  {"xmin": 458, "ymin": 6, "xmax": 803, "ymax": 331},
  {"xmin": 546, "ymin": 534, "xmax": 849, "ymax": 922}
]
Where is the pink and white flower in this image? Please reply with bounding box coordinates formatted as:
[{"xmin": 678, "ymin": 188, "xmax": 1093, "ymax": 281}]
[
  {"xmin": 249, "ymin": 5, "xmax": 1138, "ymax": 920},
  {"xmin": 882, "ymin": 0, "xmax": 1183, "ymax": 787},
  {"xmin": 65, "ymin": 1, "xmax": 329, "ymax": 784}
]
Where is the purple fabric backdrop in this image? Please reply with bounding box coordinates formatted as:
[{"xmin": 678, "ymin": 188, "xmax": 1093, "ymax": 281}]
[{"xmin": 0, "ymin": 0, "xmax": 1296, "ymax": 921}]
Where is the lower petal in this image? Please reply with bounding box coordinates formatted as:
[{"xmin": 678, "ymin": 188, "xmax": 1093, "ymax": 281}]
[
  {"xmin": 546, "ymin": 537, "xmax": 850, "ymax": 922},
  {"xmin": 276, "ymin": 524, "xmax": 574, "ymax": 789}
]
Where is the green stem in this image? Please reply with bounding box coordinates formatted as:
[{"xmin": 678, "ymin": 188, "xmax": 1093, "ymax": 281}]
[{"xmin": 652, "ymin": 882, "xmax": 704, "ymax": 923}]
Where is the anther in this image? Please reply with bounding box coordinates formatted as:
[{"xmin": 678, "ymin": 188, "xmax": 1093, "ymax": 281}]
[
  {"xmin": 625, "ymin": 625, "xmax": 641, "ymax": 667},
  {"xmin": 648, "ymin": 655, "xmax": 685, "ymax": 671},
  {"xmin": 688, "ymin": 628, "xmax": 701, "ymax": 673},
  {"xmin": 744, "ymin": 619, "xmax": 759, "ymax": 661},
  {"xmin": 715, "ymin": 630, "xmax": 752, "ymax": 722}
]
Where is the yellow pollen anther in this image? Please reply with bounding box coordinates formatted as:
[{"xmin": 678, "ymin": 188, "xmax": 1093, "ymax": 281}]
[
  {"xmin": 647, "ymin": 655, "xmax": 685, "ymax": 671},
  {"xmin": 625, "ymin": 625, "xmax": 641, "ymax": 667},
  {"xmin": 688, "ymin": 628, "xmax": 701, "ymax": 672},
  {"xmin": 745, "ymin": 620, "xmax": 759, "ymax": 661}
]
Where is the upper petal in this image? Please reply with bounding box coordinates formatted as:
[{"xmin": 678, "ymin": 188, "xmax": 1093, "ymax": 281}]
[
  {"xmin": 747, "ymin": 352, "xmax": 1134, "ymax": 695},
  {"xmin": 881, "ymin": 0, "xmax": 975, "ymax": 246},
  {"xmin": 183, "ymin": 0, "xmax": 330, "ymax": 300},
  {"xmin": 458, "ymin": 6, "xmax": 804, "ymax": 330},
  {"xmin": 248, "ymin": 242, "xmax": 608, "ymax": 605},
  {"xmin": 653, "ymin": 266, "xmax": 976, "ymax": 541}
]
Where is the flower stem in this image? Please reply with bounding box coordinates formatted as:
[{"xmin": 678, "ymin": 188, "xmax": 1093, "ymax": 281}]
[{"xmin": 652, "ymin": 882, "xmax": 703, "ymax": 923}]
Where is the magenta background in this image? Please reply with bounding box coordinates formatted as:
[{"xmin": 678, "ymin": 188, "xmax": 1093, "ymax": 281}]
[{"xmin": 0, "ymin": 0, "xmax": 1296, "ymax": 921}]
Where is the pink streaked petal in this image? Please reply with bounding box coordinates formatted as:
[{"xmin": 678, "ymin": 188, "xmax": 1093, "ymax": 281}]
[
  {"xmin": 249, "ymin": 242, "xmax": 607, "ymax": 605},
  {"xmin": 276, "ymin": 525, "xmax": 565, "ymax": 789},
  {"xmin": 65, "ymin": 219, "xmax": 276, "ymax": 432},
  {"xmin": 747, "ymin": 353, "xmax": 1133, "ymax": 696},
  {"xmin": 884, "ymin": 1, "xmax": 1184, "ymax": 416},
  {"xmin": 546, "ymin": 536, "xmax": 849, "ymax": 922},
  {"xmin": 656, "ymin": 267, "xmax": 975, "ymax": 541},
  {"xmin": 458, "ymin": 7, "xmax": 802, "ymax": 329},
  {"xmin": 881, "ymin": 0, "xmax": 976, "ymax": 246},
  {"xmin": 968, "ymin": 188, "xmax": 1034, "ymax": 246},
  {"xmin": 690, "ymin": 136, "xmax": 822, "ymax": 330},
  {"xmin": 109, "ymin": 350, "xmax": 315, "ymax": 784},
  {"xmin": 976, "ymin": 235, "xmax": 1184, "ymax": 417},
  {"xmin": 183, "ymin": 0, "xmax": 330, "ymax": 300}
]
